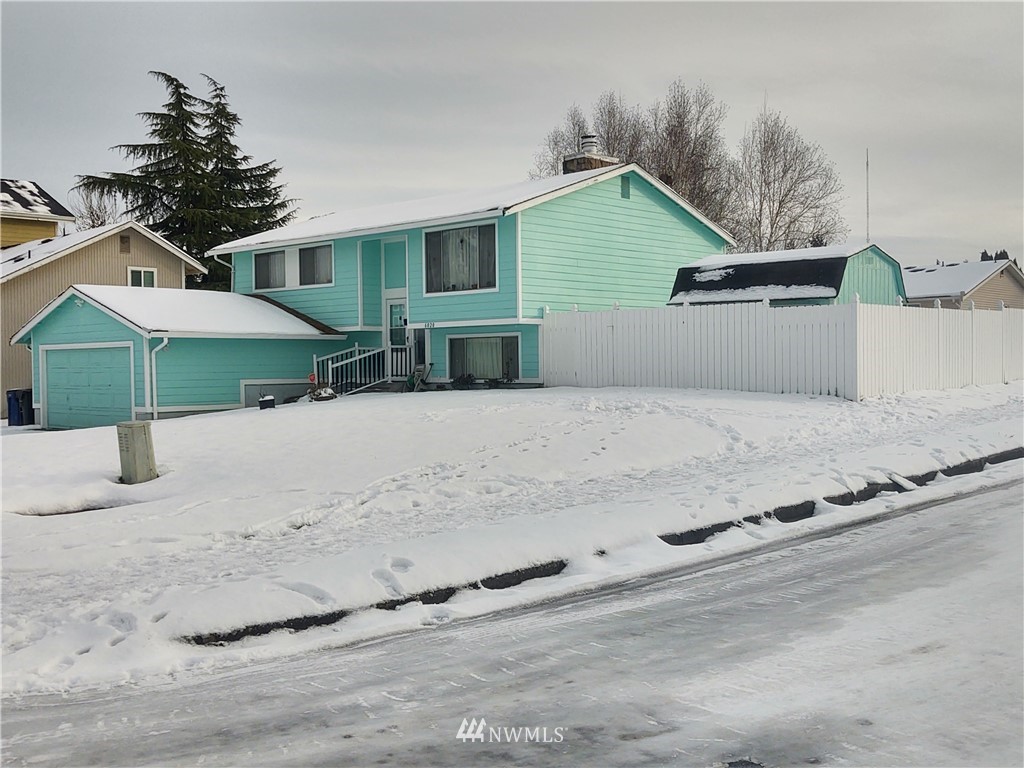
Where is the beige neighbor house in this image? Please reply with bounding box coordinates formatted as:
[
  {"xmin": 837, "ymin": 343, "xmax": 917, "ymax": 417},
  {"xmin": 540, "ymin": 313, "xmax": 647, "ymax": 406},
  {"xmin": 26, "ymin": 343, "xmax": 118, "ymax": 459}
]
[
  {"xmin": 2, "ymin": 221, "xmax": 206, "ymax": 419},
  {"xmin": 1, "ymin": 179, "xmax": 76, "ymax": 248},
  {"xmin": 902, "ymin": 258, "xmax": 1024, "ymax": 310}
]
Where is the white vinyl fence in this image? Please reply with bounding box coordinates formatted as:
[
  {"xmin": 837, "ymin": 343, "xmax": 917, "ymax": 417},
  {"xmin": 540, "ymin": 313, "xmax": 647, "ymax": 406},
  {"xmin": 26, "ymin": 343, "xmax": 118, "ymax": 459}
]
[{"xmin": 541, "ymin": 301, "xmax": 1023, "ymax": 401}]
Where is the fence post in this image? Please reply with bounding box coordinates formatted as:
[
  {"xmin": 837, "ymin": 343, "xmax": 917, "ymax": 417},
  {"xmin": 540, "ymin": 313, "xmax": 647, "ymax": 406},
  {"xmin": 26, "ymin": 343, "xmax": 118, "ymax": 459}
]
[
  {"xmin": 998, "ymin": 300, "xmax": 1006, "ymax": 383},
  {"xmin": 969, "ymin": 300, "xmax": 976, "ymax": 385}
]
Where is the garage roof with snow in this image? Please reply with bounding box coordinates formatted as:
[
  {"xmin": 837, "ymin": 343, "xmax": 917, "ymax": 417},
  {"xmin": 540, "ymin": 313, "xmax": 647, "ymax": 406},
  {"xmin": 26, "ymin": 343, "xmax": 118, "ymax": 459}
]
[
  {"xmin": 13, "ymin": 284, "xmax": 345, "ymax": 343},
  {"xmin": 901, "ymin": 260, "xmax": 1021, "ymax": 300}
]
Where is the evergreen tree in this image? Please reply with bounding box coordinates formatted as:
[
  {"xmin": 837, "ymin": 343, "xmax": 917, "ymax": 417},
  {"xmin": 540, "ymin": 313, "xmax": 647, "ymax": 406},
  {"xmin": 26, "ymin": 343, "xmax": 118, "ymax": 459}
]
[
  {"xmin": 201, "ymin": 74, "xmax": 294, "ymax": 287},
  {"xmin": 981, "ymin": 249, "xmax": 993, "ymax": 261},
  {"xmin": 76, "ymin": 71, "xmax": 294, "ymax": 289}
]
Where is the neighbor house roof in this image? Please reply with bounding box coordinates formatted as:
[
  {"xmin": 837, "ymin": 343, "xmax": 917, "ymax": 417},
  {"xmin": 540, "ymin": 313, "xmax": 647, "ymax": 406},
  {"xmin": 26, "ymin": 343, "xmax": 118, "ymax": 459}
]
[
  {"xmin": 668, "ymin": 243, "xmax": 892, "ymax": 305},
  {"xmin": 12, "ymin": 284, "xmax": 346, "ymax": 344},
  {"xmin": 901, "ymin": 259, "xmax": 1024, "ymax": 300},
  {"xmin": 1, "ymin": 179, "xmax": 75, "ymax": 222},
  {"xmin": 1, "ymin": 221, "xmax": 207, "ymax": 283},
  {"xmin": 207, "ymin": 163, "xmax": 735, "ymax": 255}
]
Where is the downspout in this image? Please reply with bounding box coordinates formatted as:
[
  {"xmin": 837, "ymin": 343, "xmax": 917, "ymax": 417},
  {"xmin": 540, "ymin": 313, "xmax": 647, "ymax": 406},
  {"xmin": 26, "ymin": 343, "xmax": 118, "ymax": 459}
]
[
  {"xmin": 213, "ymin": 253, "xmax": 234, "ymax": 292},
  {"xmin": 150, "ymin": 337, "xmax": 169, "ymax": 420}
]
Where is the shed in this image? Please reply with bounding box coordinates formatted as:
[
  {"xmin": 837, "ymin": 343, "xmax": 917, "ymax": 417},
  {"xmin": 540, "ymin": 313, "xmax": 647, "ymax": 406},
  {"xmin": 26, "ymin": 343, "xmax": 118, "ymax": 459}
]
[
  {"xmin": 10, "ymin": 285, "xmax": 348, "ymax": 429},
  {"xmin": 669, "ymin": 243, "xmax": 906, "ymax": 306}
]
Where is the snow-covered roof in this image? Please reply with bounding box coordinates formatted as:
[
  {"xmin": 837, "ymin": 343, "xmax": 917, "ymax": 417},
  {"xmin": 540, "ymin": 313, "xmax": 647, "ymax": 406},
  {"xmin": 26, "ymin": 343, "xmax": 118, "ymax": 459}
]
[
  {"xmin": 689, "ymin": 243, "xmax": 878, "ymax": 269},
  {"xmin": 669, "ymin": 284, "xmax": 838, "ymax": 305},
  {"xmin": 902, "ymin": 260, "xmax": 1021, "ymax": 299},
  {"xmin": 1, "ymin": 179, "xmax": 75, "ymax": 222},
  {"xmin": 208, "ymin": 164, "xmax": 735, "ymax": 255},
  {"xmin": 1, "ymin": 221, "xmax": 206, "ymax": 283},
  {"xmin": 669, "ymin": 253, "xmax": 850, "ymax": 305},
  {"xmin": 12, "ymin": 285, "xmax": 344, "ymax": 343}
]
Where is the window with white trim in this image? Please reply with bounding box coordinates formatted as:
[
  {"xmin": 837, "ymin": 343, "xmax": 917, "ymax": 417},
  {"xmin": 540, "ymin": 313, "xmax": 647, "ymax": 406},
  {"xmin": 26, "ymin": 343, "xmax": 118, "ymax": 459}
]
[
  {"xmin": 254, "ymin": 250, "xmax": 286, "ymax": 290},
  {"xmin": 128, "ymin": 267, "xmax": 156, "ymax": 287},
  {"xmin": 449, "ymin": 336, "xmax": 519, "ymax": 380},
  {"xmin": 299, "ymin": 245, "xmax": 332, "ymax": 285},
  {"xmin": 254, "ymin": 243, "xmax": 333, "ymax": 290},
  {"xmin": 425, "ymin": 223, "xmax": 496, "ymax": 294}
]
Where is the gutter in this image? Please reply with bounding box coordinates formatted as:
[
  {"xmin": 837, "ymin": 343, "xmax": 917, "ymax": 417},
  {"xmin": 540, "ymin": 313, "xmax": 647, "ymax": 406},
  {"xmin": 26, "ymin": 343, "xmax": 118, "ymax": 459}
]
[
  {"xmin": 213, "ymin": 253, "xmax": 234, "ymax": 292},
  {"xmin": 150, "ymin": 337, "xmax": 169, "ymax": 421}
]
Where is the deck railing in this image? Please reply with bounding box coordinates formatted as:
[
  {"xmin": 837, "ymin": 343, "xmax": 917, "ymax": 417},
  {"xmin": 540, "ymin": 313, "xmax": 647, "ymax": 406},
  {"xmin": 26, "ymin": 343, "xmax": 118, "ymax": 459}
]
[{"xmin": 313, "ymin": 345, "xmax": 389, "ymax": 395}]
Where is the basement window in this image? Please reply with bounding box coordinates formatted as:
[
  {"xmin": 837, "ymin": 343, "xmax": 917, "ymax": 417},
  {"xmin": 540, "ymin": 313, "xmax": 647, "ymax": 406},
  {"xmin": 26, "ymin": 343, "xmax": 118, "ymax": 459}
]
[
  {"xmin": 128, "ymin": 267, "xmax": 156, "ymax": 288},
  {"xmin": 449, "ymin": 335, "xmax": 519, "ymax": 380}
]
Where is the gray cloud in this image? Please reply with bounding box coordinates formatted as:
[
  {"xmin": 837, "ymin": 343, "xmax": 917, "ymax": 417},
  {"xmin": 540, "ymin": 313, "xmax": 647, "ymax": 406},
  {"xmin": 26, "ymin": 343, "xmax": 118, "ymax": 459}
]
[{"xmin": 2, "ymin": 2, "xmax": 1020, "ymax": 265}]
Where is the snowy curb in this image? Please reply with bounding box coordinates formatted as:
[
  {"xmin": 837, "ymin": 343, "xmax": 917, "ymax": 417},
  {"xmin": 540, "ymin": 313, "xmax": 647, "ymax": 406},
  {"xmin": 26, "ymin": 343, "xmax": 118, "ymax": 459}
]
[{"xmin": 180, "ymin": 447, "xmax": 1024, "ymax": 646}]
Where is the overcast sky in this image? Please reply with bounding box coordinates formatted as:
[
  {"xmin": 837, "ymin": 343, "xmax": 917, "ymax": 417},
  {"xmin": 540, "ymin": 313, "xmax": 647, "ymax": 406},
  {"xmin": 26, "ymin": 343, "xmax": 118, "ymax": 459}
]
[{"xmin": 2, "ymin": 2, "xmax": 1021, "ymax": 265}]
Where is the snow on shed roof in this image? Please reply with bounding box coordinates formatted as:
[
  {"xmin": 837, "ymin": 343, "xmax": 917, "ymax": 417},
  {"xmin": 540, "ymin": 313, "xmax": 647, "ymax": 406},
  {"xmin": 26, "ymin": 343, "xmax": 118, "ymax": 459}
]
[
  {"xmin": 689, "ymin": 243, "xmax": 878, "ymax": 269},
  {"xmin": 208, "ymin": 164, "xmax": 735, "ymax": 254},
  {"xmin": 669, "ymin": 256, "xmax": 848, "ymax": 305},
  {"xmin": 13, "ymin": 285, "xmax": 343, "ymax": 344},
  {"xmin": 1, "ymin": 221, "xmax": 206, "ymax": 282},
  {"xmin": 1, "ymin": 179, "xmax": 75, "ymax": 221},
  {"xmin": 901, "ymin": 260, "xmax": 1016, "ymax": 299}
]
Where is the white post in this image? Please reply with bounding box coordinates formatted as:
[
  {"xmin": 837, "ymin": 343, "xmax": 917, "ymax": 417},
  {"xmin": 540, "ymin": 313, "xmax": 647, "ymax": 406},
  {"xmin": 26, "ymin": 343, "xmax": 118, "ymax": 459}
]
[{"xmin": 933, "ymin": 299, "xmax": 941, "ymax": 309}]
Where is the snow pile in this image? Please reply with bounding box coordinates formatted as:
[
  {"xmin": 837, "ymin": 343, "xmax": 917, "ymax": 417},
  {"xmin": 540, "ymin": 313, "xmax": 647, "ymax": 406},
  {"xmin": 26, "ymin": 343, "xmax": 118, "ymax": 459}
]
[{"xmin": 2, "ymin": 383, "xmax": 1022, "ymax": 692}]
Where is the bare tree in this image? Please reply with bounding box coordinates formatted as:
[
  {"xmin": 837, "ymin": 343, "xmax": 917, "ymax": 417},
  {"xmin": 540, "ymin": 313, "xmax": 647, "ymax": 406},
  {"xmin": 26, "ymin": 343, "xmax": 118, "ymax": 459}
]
[
  {"xmin": 530, "ymin": 105, "xmax": 589, "ymax": 178},
  {"xmin": 645, "ymin": 81, "xmax": 733, "ymax": 225},
  {"xmin": 68, "ymin": 187, "xmax": 124, "ymax": 230},
  {"xmin": 529, "ymin": 82, "xmax": 733, "ymax": 224},
  {"xmin": 727, "ymin": 107, "xmax": 847, "ymax": 251}
]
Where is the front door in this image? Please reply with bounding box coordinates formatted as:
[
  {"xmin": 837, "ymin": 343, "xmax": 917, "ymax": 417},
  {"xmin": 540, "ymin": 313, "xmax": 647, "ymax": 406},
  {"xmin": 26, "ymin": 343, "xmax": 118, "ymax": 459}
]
[{"xmin": 386, "ymin": 299, "xmax": 412, "ymax": 379}]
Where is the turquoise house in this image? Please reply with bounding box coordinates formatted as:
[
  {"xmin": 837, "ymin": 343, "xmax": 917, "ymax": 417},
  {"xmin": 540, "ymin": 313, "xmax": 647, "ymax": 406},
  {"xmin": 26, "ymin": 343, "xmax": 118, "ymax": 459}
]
[
  {"xmin": 11, "ymin": 284, "xmax": 346, "ymax": 428},
  {"xmin": 208, "ymin": 162, "xmax": 735, "ymax": 386},
  {"xmin": 668, "ymin": 244, "xmax": 906, "ymax": 307}
]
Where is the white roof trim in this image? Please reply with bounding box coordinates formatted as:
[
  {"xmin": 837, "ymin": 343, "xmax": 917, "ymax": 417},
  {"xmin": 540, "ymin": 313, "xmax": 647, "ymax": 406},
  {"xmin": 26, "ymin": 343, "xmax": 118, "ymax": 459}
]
[
  {"xmin": 508, "ymin": 163, "xmax": 735, "ymax": 247},
  {"xmin": 207, "ymin": 163, "xmax": 735, "ymax": 255},
  {"xmin": 11, "ymin": 286, "xmax": 149, "ymax": 345},
  {"xmin": 1, "ymin": 220, "xmax": 207, "ymax": 284},
  {"xmin": 2, "ymin": 210, "xmax": 76, "ymax": 224}
]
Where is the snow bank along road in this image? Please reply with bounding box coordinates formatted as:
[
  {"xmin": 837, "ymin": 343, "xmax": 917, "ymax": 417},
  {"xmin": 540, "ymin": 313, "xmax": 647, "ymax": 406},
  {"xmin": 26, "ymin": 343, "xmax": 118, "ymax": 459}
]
[
  {"xmin": 2, "ymin": 481, "xmax": 1021, "ymax": 767},
  {"xmin": 1, "ymin": 384, "xmax": 1022, "ymax": 691}
]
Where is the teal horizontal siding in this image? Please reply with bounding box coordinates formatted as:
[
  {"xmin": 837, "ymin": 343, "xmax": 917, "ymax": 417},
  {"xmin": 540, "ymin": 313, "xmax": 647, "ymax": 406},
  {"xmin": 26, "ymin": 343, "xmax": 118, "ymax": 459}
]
[
  {"xmin": 428, "ymin": 323, "xmax": 539, "ymax": 381},
  {"xmin": 361, "ymin": 240, "xmax": 383, "ymax": 327},
  {"xmin": 408, "ymin": 217, "xmax": 518, "ymax": 324},
  {"xmin": 520, "ymin": 171, "xmax": 729, "ymax": 317},
  {"xmin": 232, "ymin": 239, "xmax": 360, "ymax": 328},
  {"xmin": 384, "ymin": 239, "xmax": 407, "ymax": 289},
  {"xmin": 837, "ymin": 246, "xmax": 906, "ymax": 306},
  {"xmin": 155, "ymin": 337, "xmax": 349, "ymax": 407},
  {"xmin": 26, "ymin": 297, "xmax": 147, "ymax": 408}
]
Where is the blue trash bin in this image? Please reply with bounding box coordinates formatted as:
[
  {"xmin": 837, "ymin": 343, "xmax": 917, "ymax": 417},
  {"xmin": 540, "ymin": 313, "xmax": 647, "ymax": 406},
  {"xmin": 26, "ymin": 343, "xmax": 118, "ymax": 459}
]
[
  {"xmin": 17, "ymin": 390, "xmax": 34, "ymax": 425},
  {"xmin": 7, "ymin": 389, "xmax": 24, "ymax": 426}
]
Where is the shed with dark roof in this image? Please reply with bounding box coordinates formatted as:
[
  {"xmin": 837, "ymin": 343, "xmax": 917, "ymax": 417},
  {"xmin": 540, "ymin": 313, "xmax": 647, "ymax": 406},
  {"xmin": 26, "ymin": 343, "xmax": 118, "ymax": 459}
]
[{"xmin": 669, "ymin": 244, "xmax": 905, "ymax": 307}]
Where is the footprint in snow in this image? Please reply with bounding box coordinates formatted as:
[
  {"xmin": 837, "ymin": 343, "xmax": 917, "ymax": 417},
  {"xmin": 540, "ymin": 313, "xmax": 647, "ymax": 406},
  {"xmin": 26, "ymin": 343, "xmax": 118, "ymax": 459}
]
[
  {"xmin": 390, "ymin": 557, "xmax": 414, "ymax": 573},
  {"xmin": 372, "ymin": 569, "xmax": 404, "ymax": 599}
]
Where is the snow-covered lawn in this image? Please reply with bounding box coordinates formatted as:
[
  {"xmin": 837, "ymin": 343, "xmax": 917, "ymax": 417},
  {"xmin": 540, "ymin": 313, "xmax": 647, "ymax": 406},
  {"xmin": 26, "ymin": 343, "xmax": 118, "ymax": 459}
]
[{"xmin": 2, "ymin": 383, "xmax": 1022, "ymax": 693}]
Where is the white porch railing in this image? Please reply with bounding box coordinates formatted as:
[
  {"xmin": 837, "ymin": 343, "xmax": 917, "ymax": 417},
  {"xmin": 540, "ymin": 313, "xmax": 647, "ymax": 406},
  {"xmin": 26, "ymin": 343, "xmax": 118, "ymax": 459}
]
[
  {"xmin": 390, "ymin": 345, "xmax": 414, "ymax": 380},
  {"xmin": 314, "ymin": 346, "xmax": 388, "ymax": 395}
]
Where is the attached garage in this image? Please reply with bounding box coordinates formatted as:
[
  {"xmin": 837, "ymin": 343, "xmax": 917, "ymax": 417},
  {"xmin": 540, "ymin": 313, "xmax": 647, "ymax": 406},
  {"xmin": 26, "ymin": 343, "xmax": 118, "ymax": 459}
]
[
  {"xmin": 11, "ymin": 285, "xmax": 350, "ymax": 429},
  {"xmin": 43, "ymin": 345, "xmax": 134, "ymax": 429}
]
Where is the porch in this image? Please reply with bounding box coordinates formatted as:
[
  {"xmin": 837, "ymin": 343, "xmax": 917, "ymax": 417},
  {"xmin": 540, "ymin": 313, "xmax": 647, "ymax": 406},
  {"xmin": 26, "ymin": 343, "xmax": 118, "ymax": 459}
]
[{"xmin": 314, "ymin": 344, "xmax": 418, "ymax": 395}]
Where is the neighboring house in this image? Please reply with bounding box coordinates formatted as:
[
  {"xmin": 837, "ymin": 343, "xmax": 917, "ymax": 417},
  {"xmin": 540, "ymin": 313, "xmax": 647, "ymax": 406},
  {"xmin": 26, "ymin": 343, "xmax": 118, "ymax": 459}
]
[
  {"xmin": 207, "ymin": 160, "xmax": 735, "ymax": 387},
  {"xmin": 668, "ymin": 243, "xmax": 906, "ymax": 307},
  {"xmin": 1, "ymin": 221, "xmax": 206, "ymax": 418},
  {"xmin": 1, "ymin": 179, "xmax": 76, "ymax": 247},
  {"xmin": 902, "ymin": 259, "xmax": 1024, "ymax": 310},
  {"xmin": 10, "ymin": 285, "xmax": 346, "ymax": 429}
]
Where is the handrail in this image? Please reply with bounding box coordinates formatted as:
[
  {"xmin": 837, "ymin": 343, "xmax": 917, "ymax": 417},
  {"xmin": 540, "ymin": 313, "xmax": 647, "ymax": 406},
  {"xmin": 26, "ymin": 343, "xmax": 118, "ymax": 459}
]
[{"xmin": 314, "ymin": 346, "xmax": 388, "ymax": 395}]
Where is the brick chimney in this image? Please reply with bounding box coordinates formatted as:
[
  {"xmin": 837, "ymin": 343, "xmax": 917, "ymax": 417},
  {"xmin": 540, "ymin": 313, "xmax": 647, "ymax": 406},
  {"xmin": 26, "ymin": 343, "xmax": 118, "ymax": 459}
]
[{"xmin": 562, "ymin": 134, "xmax": 620, "ymax": 174}]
